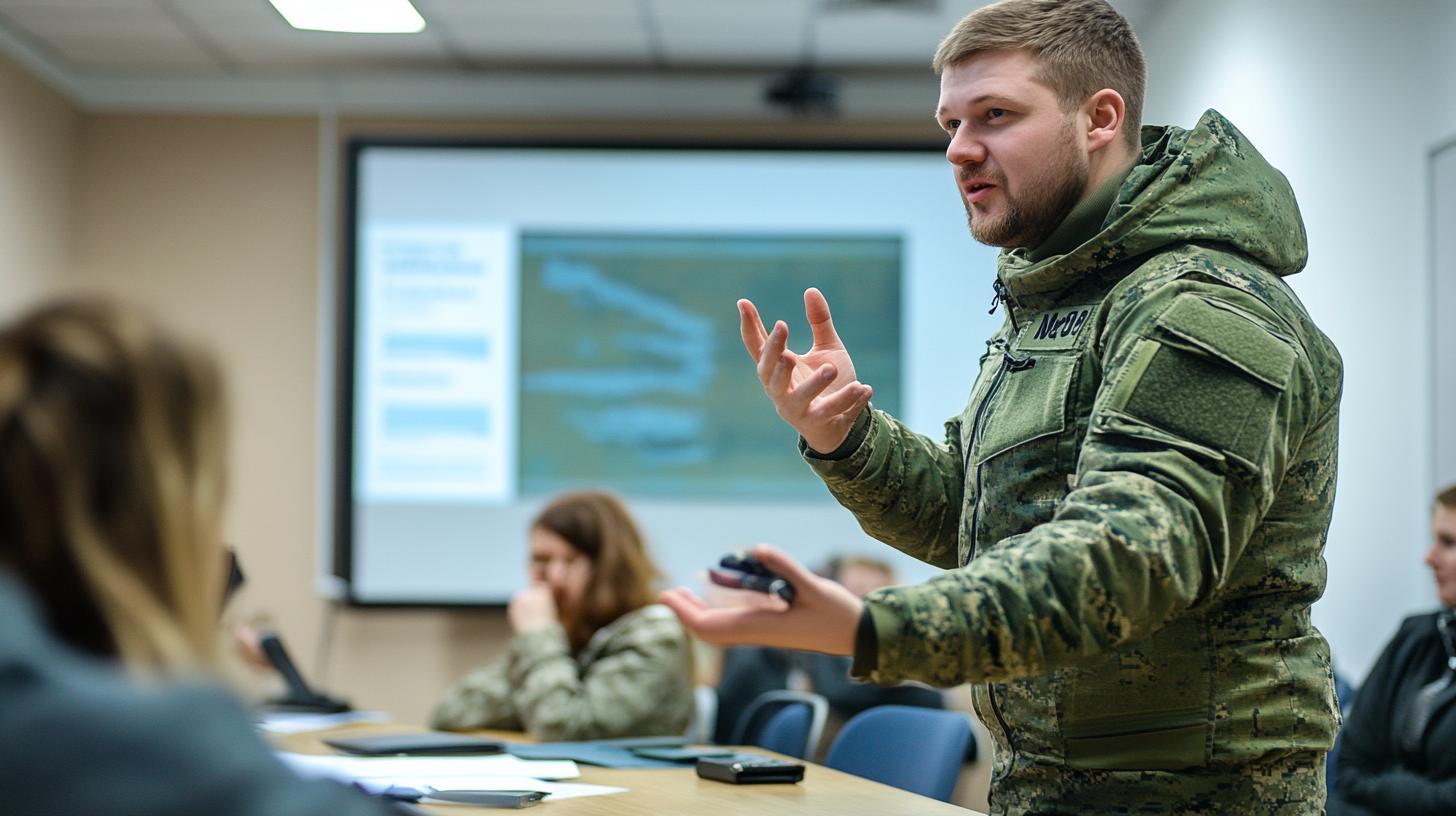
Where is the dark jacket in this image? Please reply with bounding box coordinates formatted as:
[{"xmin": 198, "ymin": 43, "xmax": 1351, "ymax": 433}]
[
  {"xmin": 1330, "ymin": 611, "xmax": 1456, "ymax": 816},
  {"xmin": 0, "ymin": 571, "xmax": 391, "ymax": 816}
]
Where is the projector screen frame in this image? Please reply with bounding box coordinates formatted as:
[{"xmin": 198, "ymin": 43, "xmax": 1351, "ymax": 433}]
[{"xmin": 333, "ymin": 135, "xmax": 948, "ymax": 608}]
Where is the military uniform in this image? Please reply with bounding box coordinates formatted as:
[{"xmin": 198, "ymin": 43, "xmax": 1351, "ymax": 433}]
[
  {"xmin": 431, "ymin": 604, "xmax": 694, "ymax": 740},
  {"xmin": 808, "ymin": 111, "xmax": 1343, "ymax": 814}
]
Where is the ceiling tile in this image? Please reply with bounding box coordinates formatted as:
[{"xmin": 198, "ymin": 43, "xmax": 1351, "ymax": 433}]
[
  {"xmin": 420, "ymin": 0, "xmax": 639, "ymax": 22},
  {"xmin": 49, "ymin": 38, "xmax": 220, "ymax": 72},
  {"xmin": 0, "ymin": 4, "xmax": 181, "ymax": 39},
  {"xmin": 652, "ymin": 0, "xmax": 812, "ymax": 66},
  {"xmin": 0, "ymin": 0, "xmax": 156, "ymax": 9},
  {"xmin": 814, "ymin": 10, "xmax": 952, "ymax": 67},
  {"xmin": 449, "ymin": 23, "xmax": 649, "ymax": 64}
]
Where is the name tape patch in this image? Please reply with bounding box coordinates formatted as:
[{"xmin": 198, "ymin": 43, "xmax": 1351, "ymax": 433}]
[{"xmin": 1017, "ymin": 307, "xmax": 1094, "ymax": 350}]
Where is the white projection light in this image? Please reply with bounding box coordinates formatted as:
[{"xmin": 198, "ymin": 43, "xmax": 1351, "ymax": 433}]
[{"xmin": 269, "ymin": 0, "xmax": 425, "ymax": 34}]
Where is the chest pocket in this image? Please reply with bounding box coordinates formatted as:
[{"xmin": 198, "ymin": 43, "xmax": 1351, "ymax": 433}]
[{"xmin": 972, "ymin": 352, "xmax": 1079, "ymax": 465}]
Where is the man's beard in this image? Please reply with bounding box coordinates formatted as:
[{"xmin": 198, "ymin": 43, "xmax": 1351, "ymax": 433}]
[{"xmin": 963, "ymin": 123, "xmax": 1089, "ymax": 250}]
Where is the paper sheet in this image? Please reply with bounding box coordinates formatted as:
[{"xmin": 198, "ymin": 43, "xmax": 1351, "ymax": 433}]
[
  {"xmin": 255, "ymin": 710, "xmax": 390, "ymax": 734},
  {"xmin": 279, "ymin": 752, "xmax": 624, "ymax": 801},
  {"xmin": 278, "ymin": 751, "xmax": 581, "ymax": 782},
  {"xmin": 359, "ymin": 776, "xmax": 626, "ymax": 801}
]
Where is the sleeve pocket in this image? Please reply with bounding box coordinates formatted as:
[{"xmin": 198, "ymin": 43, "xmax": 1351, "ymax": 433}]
[{"xmin": 1100, "ymin": 295, "xmax": 1295, "ymax": 469}]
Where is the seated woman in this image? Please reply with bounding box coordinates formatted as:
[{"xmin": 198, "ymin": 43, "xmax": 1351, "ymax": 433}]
[
  {"xmin": 0, "ymin": 299, "xmax": 389, "ymax": 815},
  {"xmin": 1329, "ymin": 485, "xmax": 1456, "ymax": 815},
  {"xmin": 431, "ymin": 491, "xmax": 693, "ymax": 739}
]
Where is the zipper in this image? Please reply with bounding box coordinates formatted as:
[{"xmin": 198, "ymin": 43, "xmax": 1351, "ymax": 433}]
[
  {"xmin": 963, "ymin": 338, "xmax": 1035, "ymax": 761},
  {"xmin": 988, "ymin": 279, "xmax": 1023, "ymax": 333}
]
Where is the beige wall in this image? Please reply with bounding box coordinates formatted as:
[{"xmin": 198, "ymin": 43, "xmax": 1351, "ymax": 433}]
[
  {"xmin": 67, "ymin": 112, "xmax": 509, "ymax": 724},
  {"xmin": 0, "ymin": 54, "xmax": 78, "ymax": 315}
]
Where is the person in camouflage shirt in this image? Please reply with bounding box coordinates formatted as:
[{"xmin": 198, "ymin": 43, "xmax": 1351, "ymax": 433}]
[
  {"xmin": 433, "ymin": 491, "xmax": 693, "ymax": 740},
  {"xmin": 663, "ymin": 0, "xmax": 1343, "ymax": 812}
]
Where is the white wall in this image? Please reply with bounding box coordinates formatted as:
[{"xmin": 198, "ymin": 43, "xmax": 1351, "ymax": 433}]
[{"xmin": 1141, "ymin": 0, "xmax": 1449, "ymax": 681}]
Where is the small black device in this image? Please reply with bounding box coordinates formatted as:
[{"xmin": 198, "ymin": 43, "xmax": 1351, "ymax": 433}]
[
  {"xmin": 707, "ymin": 551, "xmax": 796, "ymax": 603},
  {"xmin": 325, "ymin": 732, "xmax": 506, "ymax": 756},
  {"xmin": 696, "ymin": 755, "xmax": 805, "ymax": 784},
  {"xmin": 258, "ymin": 630, "xmax": 352, "ymax": 713}
]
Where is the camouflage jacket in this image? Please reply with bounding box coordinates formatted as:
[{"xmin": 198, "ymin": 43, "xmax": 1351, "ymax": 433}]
[
  {"xmin": 807, "ymin": 110, "xmax": 1343, "ymax": 814},
  {"xmin": 430, "ymin": 604, "xmax": 694, "ymax": 741}
]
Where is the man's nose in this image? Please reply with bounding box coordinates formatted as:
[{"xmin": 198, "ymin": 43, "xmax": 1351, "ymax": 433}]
[{"xmin": 946, "ymin": 129, "xmax": 987, "ymax": 166}]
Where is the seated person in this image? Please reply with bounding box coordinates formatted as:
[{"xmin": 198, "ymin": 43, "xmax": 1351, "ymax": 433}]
[
  {"xmin": 1329, "ymin": 485, "xmax": 1456, "ymax": 815},
  {"xmin": 431, "ymin": 491, "xmax": 693, "ymax": 739},
  {"xmin": 0, "ymin": 299, "xmax": 390, "ymax": 815},
  {"xmin": 712, "ymin": 555, "xmax": 943, "ymax": 744}
]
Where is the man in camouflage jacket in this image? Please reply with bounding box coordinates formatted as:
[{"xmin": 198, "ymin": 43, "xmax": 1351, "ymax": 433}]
[{"xmin": 663, "ymin": 1, "xmax": 1343, "ymax": 813}]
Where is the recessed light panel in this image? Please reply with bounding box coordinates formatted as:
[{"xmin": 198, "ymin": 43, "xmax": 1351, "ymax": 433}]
[{"xmin": 269, "ymin": 0, "xmax": 426, "ymax": 34}]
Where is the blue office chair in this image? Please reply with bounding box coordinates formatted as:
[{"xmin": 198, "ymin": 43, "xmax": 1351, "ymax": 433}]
[
  {"xmin": 730, "ymin": 690, "xmax": 828, "ymax": 760},
  {"xmin": 824, "ymin": 705, "xmax": 973, "ymax": 801}
]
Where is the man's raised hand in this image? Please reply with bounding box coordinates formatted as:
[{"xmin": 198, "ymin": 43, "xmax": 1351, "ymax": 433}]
[{"xmin": 737, "ymin": 288, "xmax": 873, "ymax": 454}]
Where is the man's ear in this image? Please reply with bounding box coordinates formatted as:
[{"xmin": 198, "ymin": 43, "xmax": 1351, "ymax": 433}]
[{"xmin": 1082, "ymin": 89, "xmax": 1126, "ymax": 155}]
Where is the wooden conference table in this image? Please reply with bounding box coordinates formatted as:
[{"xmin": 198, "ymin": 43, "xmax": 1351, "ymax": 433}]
[{"xmin": 275, "ymin": 723, "xmax": 985, "ymax": 815}]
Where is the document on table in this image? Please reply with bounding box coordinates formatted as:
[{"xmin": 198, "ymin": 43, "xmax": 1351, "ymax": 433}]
[
  {"xmin": 255, "ymin": 710, "xmax": 390, "ymax": 734},
  {"xmin": 278, "ymin": 752, "xmax": 627, "ymax": 800}
]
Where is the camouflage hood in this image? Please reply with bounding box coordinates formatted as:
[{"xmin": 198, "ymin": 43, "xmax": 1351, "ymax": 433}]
[{"xmin": 999, "ymin": 109, "xmax": 1308, "ymax": 304}]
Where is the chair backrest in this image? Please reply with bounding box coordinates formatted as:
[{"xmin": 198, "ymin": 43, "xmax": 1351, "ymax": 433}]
[
  {"xmin": 731, "ymin": 690, "xmax": 828, "ymax": 760},
  {"xmin": 684, "ymin": 685, "xmax": 718, "ymax": 744},
  {"xmin": 824, "ymin": 705, "xmax": 973, "ymax": 802}
]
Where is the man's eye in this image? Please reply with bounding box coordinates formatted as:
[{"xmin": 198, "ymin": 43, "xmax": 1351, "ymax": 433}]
[{"xmin": 987, "ymin": 108, "xmax": 1007, "ymax": 120}]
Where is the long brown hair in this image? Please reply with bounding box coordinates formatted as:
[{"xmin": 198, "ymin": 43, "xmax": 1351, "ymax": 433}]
[
  {"xmin": 531, "ymin": 490, "xmax": 659, "ymax": 652},
  {"xmin": 0, "ymin": 298, "xmax": 227, "ymax": 672}
]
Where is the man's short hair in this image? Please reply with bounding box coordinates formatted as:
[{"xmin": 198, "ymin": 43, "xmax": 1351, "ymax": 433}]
[
  {"xmin": 1437, "ymin": 484, "xmax": 1456, "ymax": 511},
  {"xmin": 933, "ymin": 0, "xmax": 1147, "ymax": 151}
]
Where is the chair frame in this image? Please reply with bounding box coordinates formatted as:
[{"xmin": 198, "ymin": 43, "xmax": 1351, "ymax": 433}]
[{"xmin": 730, "ymin": 689, "xmax": 829, "ymax": 759}]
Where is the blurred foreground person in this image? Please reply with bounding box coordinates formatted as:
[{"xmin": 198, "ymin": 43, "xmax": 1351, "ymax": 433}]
[{"xmin": 0, "ymin": 299, "xmax": 391, "ymax": 816}]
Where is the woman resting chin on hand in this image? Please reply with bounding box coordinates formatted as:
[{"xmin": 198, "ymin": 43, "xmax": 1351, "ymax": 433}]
[{"xmin": 431, "ymin": 491, "xmax": 694, "ymax": 741}]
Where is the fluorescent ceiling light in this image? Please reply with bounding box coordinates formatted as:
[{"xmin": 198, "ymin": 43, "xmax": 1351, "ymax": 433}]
[{"xmin": 269, "ymin": 0, "xmax": 426, "ymax": 34}]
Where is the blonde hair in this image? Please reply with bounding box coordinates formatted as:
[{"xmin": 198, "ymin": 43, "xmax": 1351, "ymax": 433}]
[
  {"xmin": 0, "ymin": 299, "xmax": 228, "ymax": 672},
  {"xmin": 933, "ymin": 0, "xmax": 1146, "ymax": 151},
  {"xmin": 531, "ymin": 490, "xmax": 659, "ymax": 653}
]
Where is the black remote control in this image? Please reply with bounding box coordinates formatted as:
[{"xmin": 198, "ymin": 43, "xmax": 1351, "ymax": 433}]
[{"xmin": 707, "ymin": 551, "xmax": 796, "ymax": 603}]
